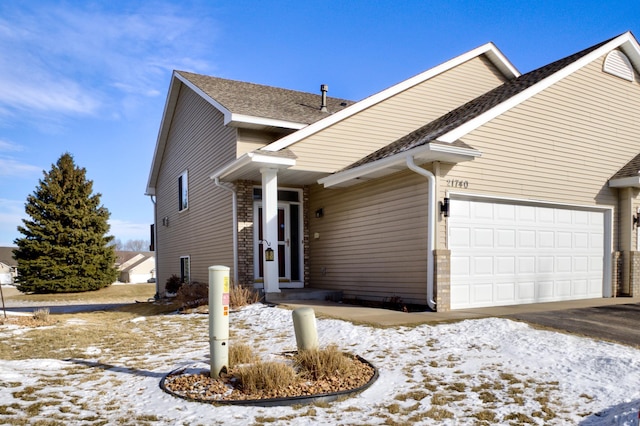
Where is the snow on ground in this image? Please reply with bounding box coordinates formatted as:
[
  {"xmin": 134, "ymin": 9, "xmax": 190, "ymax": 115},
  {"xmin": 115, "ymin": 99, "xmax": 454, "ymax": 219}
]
[{"xmin": 1, "ymin": 303, "xmax": 640, "ymax": 425}]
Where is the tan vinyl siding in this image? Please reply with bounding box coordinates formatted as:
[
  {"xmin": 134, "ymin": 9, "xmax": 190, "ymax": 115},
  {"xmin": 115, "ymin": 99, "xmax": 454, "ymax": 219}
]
[
  {"xmin": 155, "ymin": 84, "xmax": 237, "ymax": 293},
  {"xmin": 237, "ymin": 129, "xmax": 280, "ymax": 157},
  {"xmin": 309, "ymin": 169, "xmax": 431, "ymax": 304},
  {"xmin": 291, "ymin": 55, "xmax": 509, "ymax": 173},
  {"xmin": 437, "ymin": 54, "xmax": 640, "ymax": 250}
]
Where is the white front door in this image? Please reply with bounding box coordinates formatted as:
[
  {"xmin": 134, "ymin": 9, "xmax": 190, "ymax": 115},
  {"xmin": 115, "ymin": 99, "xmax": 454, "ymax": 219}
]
[
  {"xmin": 449, "ymin": 198, "xmax": 608, "ymax": 309},
  {"xmin": 254, "ymin": 202, "xmax": 303, "ymax": 287}
]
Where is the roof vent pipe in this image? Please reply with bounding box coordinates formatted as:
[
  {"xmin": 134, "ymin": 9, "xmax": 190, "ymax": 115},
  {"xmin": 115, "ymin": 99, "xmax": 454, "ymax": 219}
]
[{"xmin": 320, "ymin": 84, "xmax": 328, "ymax": 112}]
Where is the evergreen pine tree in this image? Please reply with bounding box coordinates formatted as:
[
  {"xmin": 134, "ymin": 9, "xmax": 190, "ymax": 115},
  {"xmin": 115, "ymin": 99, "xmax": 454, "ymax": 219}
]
[{"xmin": 13, "ymin": 153, "xmax": 118, "ymax": 293}]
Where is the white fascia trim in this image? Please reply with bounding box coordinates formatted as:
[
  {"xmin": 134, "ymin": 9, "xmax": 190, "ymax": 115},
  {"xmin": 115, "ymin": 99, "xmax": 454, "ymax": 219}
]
[
  {"xmin": 263, "ymin": 43, "xmax": 520, "ymax": 153},
  {"xmin": 175, "ymin": 72, "xmax": 233, "ymax": 122},
  {"xmin": 609, "ymin": 176, "xmax": 640, "ymax": 188},
  {"xmin": 318, "ymin": 144, "xmax": 481, "ymax": 188},
  {"xmin": 437, "ymin": 32, "xmax": 635, "ymax": 143},
  {"xmin": 146, "ymin": 72, "xmax": 182, "ymax": 195},
  {"xmin": 227, "ymin": 113, "xmax": 307, "ymax": 130},
  {"xmin": 209, "ymin": 151, "xmax": 296, "ymax": 181}
]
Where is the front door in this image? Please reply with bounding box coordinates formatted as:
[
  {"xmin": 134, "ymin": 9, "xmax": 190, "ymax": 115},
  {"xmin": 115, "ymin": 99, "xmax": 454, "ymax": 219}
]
[{"xmin": 255, "ymin": 203, "xmax": 302, "ymax": 286}]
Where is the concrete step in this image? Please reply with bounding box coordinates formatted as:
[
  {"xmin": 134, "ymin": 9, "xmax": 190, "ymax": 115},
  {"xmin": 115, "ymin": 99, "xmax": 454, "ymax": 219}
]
[{"xmin": 263, "ymin": 288, "xmax": 343, "ymax": 304}]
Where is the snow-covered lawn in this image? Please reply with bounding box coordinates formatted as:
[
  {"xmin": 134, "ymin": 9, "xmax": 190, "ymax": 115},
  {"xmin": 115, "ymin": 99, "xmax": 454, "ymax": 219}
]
[{"xmin": 1, "ymin": 303, "xmax": 639, "ymax": 425}]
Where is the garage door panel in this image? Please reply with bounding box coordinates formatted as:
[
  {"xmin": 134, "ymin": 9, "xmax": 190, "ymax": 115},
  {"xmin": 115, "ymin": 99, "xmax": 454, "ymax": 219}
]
[
  {"xmin": 496, "ymin": 282, "xmax": 515, "ymax": 302},
  {"xmin": 450, "ymin": 198, "xmax": 606, "ymax": 309},
  {"xmin": 474, "ymin": 257, "xmax": 493, "ymax": 274}
]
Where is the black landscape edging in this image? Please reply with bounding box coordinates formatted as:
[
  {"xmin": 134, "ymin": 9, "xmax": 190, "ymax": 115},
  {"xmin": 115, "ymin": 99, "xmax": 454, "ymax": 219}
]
[{"xmin": 159, "ymin": 355, "xmax": 379, "ymax": 407}]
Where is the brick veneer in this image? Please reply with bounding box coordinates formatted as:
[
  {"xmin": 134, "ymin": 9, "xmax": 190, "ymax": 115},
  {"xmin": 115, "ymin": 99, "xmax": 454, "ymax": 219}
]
[
  {"xmin": 434, "ymin": 249, "xmax": 451, "ymax": 312},
  {"xmin": 629, "ymin": 251, "xmax": 640, "ymax": 297}
]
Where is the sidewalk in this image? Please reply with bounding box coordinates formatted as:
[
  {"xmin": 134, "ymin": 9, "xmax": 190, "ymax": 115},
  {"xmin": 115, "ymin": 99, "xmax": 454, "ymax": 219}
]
[{"xmin": 277, "ymin": 296, "xmax": 640, "ymax": 327}]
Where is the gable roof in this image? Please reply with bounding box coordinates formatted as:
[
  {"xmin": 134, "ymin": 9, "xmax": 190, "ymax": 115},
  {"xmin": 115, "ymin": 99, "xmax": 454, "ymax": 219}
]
[
  {"xmin": 0, "ymin": 247, "xmax": 17, "ymax": 267},
  {"xmin": 261, "ymin": 42, "xmax": 519, "ymax": 153},
  {"xmin": 177, "ymin": 71, "xmax": 355, "ymax": 127},
  {"xmin": 320, "ymin": 32, "xmax": 640, "ymax": 187},
  {"xmin": 146, "ymin": 72, "xmax": 354, "ymax": 195}
]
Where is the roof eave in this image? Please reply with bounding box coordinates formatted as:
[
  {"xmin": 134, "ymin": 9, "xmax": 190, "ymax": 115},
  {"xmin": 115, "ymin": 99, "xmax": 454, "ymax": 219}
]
[
  {"xmin": 146, "ymin": 72, "xmax": 182, "ymax": 196},
  {"xmin": 609, "ymin": 176, "xmax": 640, "ymax": 188},
  {"xmin": 318, "ymin": 144, "xmax": 481, "ymax": 188},
  {"xmin": 262, "ymin": 42, "xmax": 520, "ymax": 153},
  {"xmin": 210, "ymin": 151, "xmax": 297, "ymax": 182},
  {"xmin": 437, "ymin": 32, "xmax": 638, "ymax": 143}
]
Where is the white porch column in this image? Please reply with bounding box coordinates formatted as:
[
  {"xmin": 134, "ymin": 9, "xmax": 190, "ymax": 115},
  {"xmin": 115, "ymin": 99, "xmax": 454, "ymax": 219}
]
[{"xmin": 261, "ymin": 167, "xmax": 280, "ymax": 294}]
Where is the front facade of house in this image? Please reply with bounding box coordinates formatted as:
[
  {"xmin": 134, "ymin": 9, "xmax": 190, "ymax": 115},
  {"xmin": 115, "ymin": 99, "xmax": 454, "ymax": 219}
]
[{"xmin": 147, "ymin": 32, "xmax": 640, "ymax": 311}]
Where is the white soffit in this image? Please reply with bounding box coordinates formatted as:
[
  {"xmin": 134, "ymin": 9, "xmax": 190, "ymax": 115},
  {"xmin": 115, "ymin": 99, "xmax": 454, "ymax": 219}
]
[
  {"xmin": 609, "ymin": 176, "xmax": 640, "ymax": 188},
  {"xmin": 437, "ymin": 32, "xmax": 639, "ymax": 144},
  {"xmin": 262, "ymin": 43, "xmax": 520, "ymax": 153},
  {"xmin": 210, "ymin": 151, "xmax": 296, "ymax": 181}
]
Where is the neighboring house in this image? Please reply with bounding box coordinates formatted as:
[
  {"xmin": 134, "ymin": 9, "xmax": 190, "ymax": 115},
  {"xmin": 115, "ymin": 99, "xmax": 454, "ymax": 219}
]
[
  {"xmin": 0, "ymin": 247, "xmax": 18, "ymax": 285},
  {"xmin": 147, "ymin": 32, "xmax": 640, "ymax": 311},
  {"xmin": 115, "ymin": 251, "xmax": 155, "ymax": 283}
]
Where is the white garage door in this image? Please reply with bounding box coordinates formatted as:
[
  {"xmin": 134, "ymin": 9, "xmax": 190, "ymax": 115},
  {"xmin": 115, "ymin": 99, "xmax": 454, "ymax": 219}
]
[{"xmin": 449, "ymin": 198, "xmax": 606, "ymax": 309}]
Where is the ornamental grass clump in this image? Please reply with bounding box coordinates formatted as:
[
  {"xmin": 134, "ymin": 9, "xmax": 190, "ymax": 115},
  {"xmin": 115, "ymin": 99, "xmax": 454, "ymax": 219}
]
[
  {"xmin": 235, "ymin": 361, "xmax": 297, "ymax": 394},
  {"xmin": 294, "ymin": 344, "xmax": 357, "ymax": 381}
]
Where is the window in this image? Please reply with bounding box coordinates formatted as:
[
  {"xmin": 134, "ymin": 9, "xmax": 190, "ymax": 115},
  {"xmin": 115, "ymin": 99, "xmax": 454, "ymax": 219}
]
[
  {"xmin": 180, "ymin": 256, "xmax": 190, "ymax": 284},
  {"xmin": 178, "ymin": 171, "xmax": 188, "ymax": 211}
]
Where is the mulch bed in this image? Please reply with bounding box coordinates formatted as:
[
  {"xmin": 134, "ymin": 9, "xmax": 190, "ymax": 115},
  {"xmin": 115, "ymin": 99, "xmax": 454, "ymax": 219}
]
[{"xmin": 162, "ymin": 355, "xmax": 376, "ymax": 403}]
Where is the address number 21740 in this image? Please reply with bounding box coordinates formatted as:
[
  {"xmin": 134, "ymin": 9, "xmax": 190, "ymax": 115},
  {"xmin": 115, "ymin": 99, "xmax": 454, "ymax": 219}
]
[{"xmin": 446, "ymin": 179, "xmax": 469, "ymax": 188}]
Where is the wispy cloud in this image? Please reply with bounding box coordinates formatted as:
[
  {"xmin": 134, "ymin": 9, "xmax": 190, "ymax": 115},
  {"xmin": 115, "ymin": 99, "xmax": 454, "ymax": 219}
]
[
  {"xmin": 0, "ymin": 198, "xmax": 26, "ymax": 246},
  {"xmin": 0, "ymin": 158, "xmax": 41, "ymax": 178},
  {"xmin": 0, "ymin": 2, "xmax": 218, "ymax": 123},
  {"xmin": 108, "ymin": 219, "xmax": 151, "ymax": 243}
]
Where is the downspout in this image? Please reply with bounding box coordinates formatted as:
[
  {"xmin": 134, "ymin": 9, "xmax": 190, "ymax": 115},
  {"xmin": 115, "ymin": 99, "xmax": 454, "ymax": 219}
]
[
  {"xmin": 214, "ymin": 178, "xmax": 239, "ymax": 285},
  {"xmin": 406, "ymin": 156, "xmax": 437, "ymax": 311}
]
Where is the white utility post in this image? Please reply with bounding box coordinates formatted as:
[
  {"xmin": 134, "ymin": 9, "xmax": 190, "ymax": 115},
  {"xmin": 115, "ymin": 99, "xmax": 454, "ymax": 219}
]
[
  {"xmin": 209, "ymin": 265, "xmax": 230, "ymax": 379},
  {"xmin": 261, "ymin": 167, "xmax": 280, "ymax": 294}
]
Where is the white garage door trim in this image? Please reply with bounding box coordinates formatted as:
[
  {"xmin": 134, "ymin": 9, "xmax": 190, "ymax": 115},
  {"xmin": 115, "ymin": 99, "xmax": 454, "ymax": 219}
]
[{"xmin": 449, "ymin": 195, "xmax": 611, "ymax": 310}]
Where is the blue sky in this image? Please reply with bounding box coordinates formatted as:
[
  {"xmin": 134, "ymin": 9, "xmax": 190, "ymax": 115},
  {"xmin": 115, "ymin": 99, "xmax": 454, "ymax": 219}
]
[{"xmin": 1, "ymin": 0, "xmax": 639, "ymax": 246}]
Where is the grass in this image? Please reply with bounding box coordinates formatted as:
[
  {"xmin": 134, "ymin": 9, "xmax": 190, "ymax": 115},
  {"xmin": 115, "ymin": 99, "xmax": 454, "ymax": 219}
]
[
  {"xmin": 2, "ymin": 283, "xmax": 156, "ymax": 303},
  {"xmin": 293, "ymin": 344, "xmax": 358, "ymax": 381}
]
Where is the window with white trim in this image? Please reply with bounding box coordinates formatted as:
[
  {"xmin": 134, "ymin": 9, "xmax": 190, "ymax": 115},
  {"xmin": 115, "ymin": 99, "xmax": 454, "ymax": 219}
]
[
  {"xmin": 180, "ymin": 256, "xmax": 190, "ymax": 284},
  {"xmin": 178, "ymin": 171, "xmax": 188, "ymax": 211}
]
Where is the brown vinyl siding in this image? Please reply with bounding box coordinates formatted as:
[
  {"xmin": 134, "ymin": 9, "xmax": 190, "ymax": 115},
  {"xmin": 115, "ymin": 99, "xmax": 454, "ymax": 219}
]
[
  {"xmin": 309, "ymin": 169, "xmax": 431, "ymax": 304},
  {"xmin": 155, "ymin": 84, "xmax": 237, "ymax": 293},
  {"xmin": 436, "ymin": 54, "xmax": 640, "ymax": 250},
  {"xmin": 291, "ymin": 55, "xmax": 509, "ymax": 173}
]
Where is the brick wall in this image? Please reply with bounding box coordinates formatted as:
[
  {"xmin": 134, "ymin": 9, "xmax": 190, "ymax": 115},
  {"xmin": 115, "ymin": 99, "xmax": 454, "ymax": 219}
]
[
  {"xmin": 434, "ymin": 249, "xmax": 451, "ymax": 312},
  {"xmin": 612, "ymin": 251, "xmax": 622, "ymax": 297},
  {"xmin": 629, "ymin": 251, "xmax": 640, "ymax": 297},
  {"xmin": 236, "ymin": 180, "xmax": 254, "ymax": 287}
]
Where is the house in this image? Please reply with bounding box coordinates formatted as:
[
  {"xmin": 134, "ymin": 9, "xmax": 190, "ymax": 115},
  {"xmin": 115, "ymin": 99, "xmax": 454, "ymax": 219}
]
[
  {"xmin": 115, "ymin": 251, "xmax": 155, "ymax": 283},
  {"xmin": 0, "ymin": 247, "xmax": 18, "ymax": 285},
  {"xmin": 147, "ymin": 32, "xmax": 640, "ymax": 311}
]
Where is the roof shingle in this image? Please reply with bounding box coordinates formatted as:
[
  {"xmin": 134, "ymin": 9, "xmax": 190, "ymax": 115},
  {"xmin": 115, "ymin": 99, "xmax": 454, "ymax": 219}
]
[{"xmin": 177, "ymin": 71, "xmax": 356, "ymax": 125}]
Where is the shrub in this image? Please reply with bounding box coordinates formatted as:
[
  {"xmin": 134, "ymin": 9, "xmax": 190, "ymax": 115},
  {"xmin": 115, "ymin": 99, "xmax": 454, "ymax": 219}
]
[
  {"xmin": 165, "ymin": 274, "xmax": 182, "ymax": 294},
  {"xmin": 175, "ymin": 281, "xmax": 207, "ymax": 308}
]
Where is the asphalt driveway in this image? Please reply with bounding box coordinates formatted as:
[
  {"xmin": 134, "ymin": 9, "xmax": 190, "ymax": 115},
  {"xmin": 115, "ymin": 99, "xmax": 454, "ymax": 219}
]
[{"xmin": 507, "ymin": 302, "xmax": 640, "ymax": 348}]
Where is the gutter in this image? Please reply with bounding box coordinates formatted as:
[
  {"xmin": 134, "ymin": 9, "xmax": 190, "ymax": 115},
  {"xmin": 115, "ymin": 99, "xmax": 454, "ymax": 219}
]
[
  {"xmin": 405, "ymin": 156, "xmax": 437, "ymax": 311},
  {"xmin": 148, "ymin": 195, "xmax": 160, "ymax": 299},
  {"xmin": 213, "ymin": 178, "xmax": 239, "ymax": 285}
]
